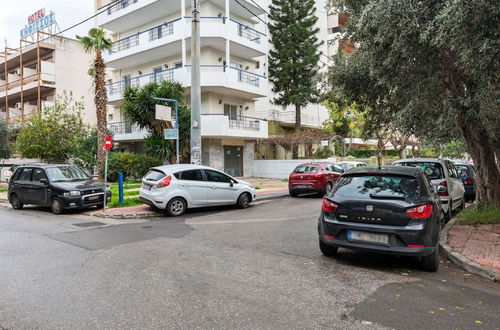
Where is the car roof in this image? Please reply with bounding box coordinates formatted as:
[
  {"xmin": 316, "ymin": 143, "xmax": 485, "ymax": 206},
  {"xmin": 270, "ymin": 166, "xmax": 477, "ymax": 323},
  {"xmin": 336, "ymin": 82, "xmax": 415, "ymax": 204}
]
[
  {"xmin": 17, "ymin": 163, "xmax": 72, "ymax": 168},
  {"xmin": 296, "ymin": 162, "xmax": 331, "ymax": 166},
  {"xmin": 344, "ymin": 166, "xmax": 423, "ymax": 178},
  {"xmin": 338, "ymin": 161, "xmax": 366, "ymax": 164},
  {"xmin": 393, "ymin": 158, "xmax": 447, "ymax": 163},
  {"xmin": 151, "ymin": 164, "xmax": 216, "ymax": 173}
]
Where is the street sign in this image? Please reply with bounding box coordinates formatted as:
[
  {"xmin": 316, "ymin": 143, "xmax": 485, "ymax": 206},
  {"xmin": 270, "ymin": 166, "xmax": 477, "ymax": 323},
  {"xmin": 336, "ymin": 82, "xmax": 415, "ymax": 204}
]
[
  {"xmin": 164, "ymin": 128, "xmax": 179, "ymax": 140},
  {"xmin": 104, "ymin": 135, "xmax": 113, "ymax": 150},
  {"xmin": 321, "ymin": 140, "xmax": 329, "ymax": 147},
  {"xmin": 155, "ymin": 104, "xmax": 172, "ymax": 121}
]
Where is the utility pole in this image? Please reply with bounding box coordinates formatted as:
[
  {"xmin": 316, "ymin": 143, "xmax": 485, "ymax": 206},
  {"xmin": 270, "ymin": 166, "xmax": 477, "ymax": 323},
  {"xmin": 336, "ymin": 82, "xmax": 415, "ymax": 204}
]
[{"xmin": 190, "ymin": 0, "xmax": 202, "ymax": 164}]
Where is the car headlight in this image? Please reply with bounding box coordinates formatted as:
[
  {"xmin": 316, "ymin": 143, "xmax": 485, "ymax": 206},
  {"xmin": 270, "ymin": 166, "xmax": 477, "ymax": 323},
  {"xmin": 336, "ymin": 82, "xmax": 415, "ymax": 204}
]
[{"xmin": 63, "ymin": 191, "xmax": 81, "ymax": 197}]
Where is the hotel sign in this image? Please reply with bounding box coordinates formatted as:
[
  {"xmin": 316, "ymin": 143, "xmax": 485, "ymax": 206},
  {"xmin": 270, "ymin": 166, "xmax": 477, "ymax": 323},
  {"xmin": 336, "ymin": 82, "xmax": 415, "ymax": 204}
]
[{"xmin": 20, "ymin": 9, "xmax": 56, "ymax": 39}]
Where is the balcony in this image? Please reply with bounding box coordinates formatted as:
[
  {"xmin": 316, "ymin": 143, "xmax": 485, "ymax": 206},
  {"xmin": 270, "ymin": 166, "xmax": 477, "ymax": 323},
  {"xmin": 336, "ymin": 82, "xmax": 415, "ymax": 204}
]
[
  {"xmin": 107, "ymin": 65, "xmax": 268, "ymax": 103},
  {"xmin": 103, "ymin": 17, "xmax": 267, "ymax": 69},
  {"xmin": 107, "ymin": 121, "xmax": 149, "ymax": 141},
  {"xmin": 201, "ymin": 114, "xmax": 268, "ymax": 139},
  {"xmin": 258, "ymin": 110, "xmax": 326, "ymax": 128}
]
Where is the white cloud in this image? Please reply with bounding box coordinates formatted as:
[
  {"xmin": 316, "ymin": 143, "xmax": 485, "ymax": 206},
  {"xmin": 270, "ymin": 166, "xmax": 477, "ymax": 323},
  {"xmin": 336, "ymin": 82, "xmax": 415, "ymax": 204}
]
[{"xmin": 0, "ymin": 1, "xmax": 94, "ymax": 48}]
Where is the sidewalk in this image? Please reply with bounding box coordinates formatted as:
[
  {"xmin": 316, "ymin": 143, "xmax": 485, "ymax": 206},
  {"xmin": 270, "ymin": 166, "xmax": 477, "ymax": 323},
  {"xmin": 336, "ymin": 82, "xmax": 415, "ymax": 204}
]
[
  {"xmin": 441, "ymin": 220, "xmax": 500, "ymax": 281},
  {"xmin": 92, "ymin": 188, "xmax": 290, "ymax": 219}
]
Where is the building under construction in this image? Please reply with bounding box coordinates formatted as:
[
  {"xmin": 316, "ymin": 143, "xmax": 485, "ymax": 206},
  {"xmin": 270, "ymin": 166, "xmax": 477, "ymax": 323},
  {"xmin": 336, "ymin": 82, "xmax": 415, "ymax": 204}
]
[{"xmin": 0, "ymin": 31, "xmax": 97, "ymax": 124}]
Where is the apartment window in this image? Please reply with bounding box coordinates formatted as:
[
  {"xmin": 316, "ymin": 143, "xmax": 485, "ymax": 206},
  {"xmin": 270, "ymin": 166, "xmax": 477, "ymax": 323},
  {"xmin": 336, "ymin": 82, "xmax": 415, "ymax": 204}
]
[
  {"xmin": 224, "ymin": 104, "xmax": 241, "ymax": 120},
  {"xmin": 174, "ymin": 62, "xmax": 182, "ymax": 68},
  {"xmin": 108, "ymin": 114, "xmax": 114, "ymax": 121},
  {"xmin": 153, "ymin": 67, "xmax": 163, "ymax": 83}
]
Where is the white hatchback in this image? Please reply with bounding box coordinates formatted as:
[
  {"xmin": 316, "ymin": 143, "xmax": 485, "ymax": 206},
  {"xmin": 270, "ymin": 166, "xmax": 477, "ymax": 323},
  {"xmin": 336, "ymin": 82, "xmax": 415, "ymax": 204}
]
[{"xmin": 139, "ymin": 164, "xmax": 256, "ymax": 216}]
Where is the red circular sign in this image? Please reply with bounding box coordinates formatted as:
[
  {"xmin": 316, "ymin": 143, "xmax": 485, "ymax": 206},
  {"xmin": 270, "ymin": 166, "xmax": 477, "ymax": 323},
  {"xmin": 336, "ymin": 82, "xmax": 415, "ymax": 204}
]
[{"xmin": 104, "ymin": 135, "xmax": 113, "ymax": 150}]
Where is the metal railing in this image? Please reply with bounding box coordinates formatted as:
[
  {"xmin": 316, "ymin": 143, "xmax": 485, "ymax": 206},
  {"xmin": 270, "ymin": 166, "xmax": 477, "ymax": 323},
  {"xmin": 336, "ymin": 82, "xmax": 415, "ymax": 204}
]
[
  {"xmin": 148, "ymin": 22, "xmax": 174, "ymax": 41},
  {"xmin": 107, "ymin": 77, "xmax": 140, "ymax": 95},
  {"xmin": 225, "ymin": 114, "xmax": 263, "ymax": 131},
  {"xmin": 107, "ymin": 121, "xmax": 144, "ymax": 135},
  {"xmin": 105, "ymin": 0, "xmax": 139, "ymax": 15},
  {"xmin": 231, "ymin": 19, "xmax": 265, "ymax": 44},
  {"xmin": 150, "ymin": 69, "xmax": 174, "ymax": 83},
  {"xmin": 110, "ymin": 34, "xmax": 139, "ymax": 53},
  {"xmin": 235, "ymin": 68, "xmax": 261, "ymax": 87}
]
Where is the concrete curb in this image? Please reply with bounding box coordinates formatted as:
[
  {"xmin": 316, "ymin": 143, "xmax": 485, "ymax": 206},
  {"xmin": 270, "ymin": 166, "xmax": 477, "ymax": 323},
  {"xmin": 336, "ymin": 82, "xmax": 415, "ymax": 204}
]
[
  {"xmin": 91, "ymin": 192, "xmax": 291, "ymax": 219},
  {"xmin": 440, "ymin": 215, "xmax": 499, "ymax": 281}
]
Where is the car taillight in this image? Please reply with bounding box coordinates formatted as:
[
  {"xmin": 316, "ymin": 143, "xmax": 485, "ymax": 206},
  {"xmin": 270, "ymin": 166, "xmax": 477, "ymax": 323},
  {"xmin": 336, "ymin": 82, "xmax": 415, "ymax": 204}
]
[
  {"xmin": 407, "ymin": 204, "xmax": 433, "ymax": 219},
  {"xmin": 322, "ymin": 199, "xmax": 338, "ymax": 212},
  {"xmin": 438, "ymin": 181, "xmax": 448, "ymax": 196},
  {"xmin": 464, "ymin": 178, "xmax": 473, "ymax": 185},
  {"xmin": 156, "ymin": 176, "xmax": 172, "ymax": 188}
]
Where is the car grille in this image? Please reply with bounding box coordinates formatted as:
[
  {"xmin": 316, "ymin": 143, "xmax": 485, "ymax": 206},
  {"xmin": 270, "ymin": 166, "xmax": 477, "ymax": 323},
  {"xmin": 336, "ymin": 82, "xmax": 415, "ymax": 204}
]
[{"xmin": 82, "ymin": 188, "xmax": 104, "ymax": 196}]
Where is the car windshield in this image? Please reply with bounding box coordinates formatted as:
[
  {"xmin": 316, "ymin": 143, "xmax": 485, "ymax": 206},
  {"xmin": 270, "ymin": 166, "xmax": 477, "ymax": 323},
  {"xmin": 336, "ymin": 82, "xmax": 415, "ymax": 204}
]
[
  {"xmin": 294, "ymin": 165, "xmax": 319, "ymax": 173},
  {"xmin": 454, "ymin": 165, "xmax": 469, "ymax": 177},
  {"xmin": 394, "ymin": 162, "xmax": 444, "ymax": 180},
  {"xmin": 46, "ymin": 166, "xmax": 91, "ymax": 182},
  {"xmin": 333, "ymin": 175, "xmax": 420, "ymax": 199}
]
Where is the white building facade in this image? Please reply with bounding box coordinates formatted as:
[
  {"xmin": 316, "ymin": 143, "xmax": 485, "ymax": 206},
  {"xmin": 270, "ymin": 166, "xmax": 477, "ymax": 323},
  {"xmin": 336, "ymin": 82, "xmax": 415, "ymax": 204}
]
[{"xmin": 95, "ymin": 0, "xmax": 269, "ymax": 177}]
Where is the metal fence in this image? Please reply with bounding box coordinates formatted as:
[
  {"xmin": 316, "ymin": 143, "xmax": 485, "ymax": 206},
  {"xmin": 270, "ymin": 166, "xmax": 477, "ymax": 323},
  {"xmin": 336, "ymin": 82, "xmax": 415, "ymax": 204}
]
[
  {"xmin": 227, "ymin": 115, "xmax": 261, "ymax": 131},
  {"xmin": 106, "ymin": 0, "xmax": 139, "ymax": 15}
]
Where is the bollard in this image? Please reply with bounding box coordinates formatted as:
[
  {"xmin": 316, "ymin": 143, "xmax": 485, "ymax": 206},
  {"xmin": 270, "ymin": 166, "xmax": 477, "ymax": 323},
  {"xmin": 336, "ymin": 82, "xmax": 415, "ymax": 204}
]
[{"xmin": 118, "ymin": 172, "xmax": 124, "ymax": 205}]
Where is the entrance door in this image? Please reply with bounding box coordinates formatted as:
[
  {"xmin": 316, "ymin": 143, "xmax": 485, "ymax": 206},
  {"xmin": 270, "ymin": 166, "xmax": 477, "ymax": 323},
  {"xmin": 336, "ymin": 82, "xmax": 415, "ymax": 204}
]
[{"xmin": 224, "ymin": 146, "xmax": 243, "ymax": 177}]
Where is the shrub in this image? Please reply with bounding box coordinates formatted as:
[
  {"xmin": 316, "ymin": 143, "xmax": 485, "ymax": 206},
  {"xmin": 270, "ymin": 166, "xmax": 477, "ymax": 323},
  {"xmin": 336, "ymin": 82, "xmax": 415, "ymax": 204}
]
[{"xmin": 105, "ymin": 152, "xmax": 161, "ymax": 181}]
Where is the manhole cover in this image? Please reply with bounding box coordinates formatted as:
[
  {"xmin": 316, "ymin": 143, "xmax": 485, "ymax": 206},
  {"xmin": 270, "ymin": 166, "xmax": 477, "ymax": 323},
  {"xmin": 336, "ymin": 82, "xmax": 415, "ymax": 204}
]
[{"xmin": 72, "ymin": 221, "xmax": 106, "ymax": 228}]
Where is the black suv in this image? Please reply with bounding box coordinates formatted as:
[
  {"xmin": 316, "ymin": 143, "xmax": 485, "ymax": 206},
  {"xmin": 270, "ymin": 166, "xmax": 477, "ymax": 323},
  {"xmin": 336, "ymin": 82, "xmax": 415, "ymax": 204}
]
[
  {"xmin": 318, "ymin": 166, "xmax": 443, "ymax": 271},
  {"xmin": 8, "ymin": 164, "xmax": 111, "ymax": 214}
]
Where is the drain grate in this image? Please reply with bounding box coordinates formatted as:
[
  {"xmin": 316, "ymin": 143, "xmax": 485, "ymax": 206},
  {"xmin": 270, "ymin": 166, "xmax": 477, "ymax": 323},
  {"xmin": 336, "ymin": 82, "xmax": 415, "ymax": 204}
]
[{"xmin": 72, "ymin": 221, "xmax": 106, "ymax": 228}]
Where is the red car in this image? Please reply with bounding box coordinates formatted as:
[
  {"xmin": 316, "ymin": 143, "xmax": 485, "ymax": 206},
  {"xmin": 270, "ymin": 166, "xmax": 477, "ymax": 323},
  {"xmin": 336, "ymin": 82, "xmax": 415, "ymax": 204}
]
[{"xmin": 288, "ymin": 162, "xmax": 343, "ymax": 197}]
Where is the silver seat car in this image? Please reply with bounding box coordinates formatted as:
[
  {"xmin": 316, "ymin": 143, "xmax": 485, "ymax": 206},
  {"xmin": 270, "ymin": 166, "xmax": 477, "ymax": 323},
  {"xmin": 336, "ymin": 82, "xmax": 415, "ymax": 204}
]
[{"xmin": 139, "ymin": 164, "xmax": 256, "ymax": 216}]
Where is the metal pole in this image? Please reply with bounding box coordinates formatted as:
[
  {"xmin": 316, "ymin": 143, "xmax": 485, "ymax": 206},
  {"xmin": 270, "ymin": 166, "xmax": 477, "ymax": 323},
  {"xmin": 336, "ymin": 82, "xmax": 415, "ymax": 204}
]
[
  {"xmin": 175, "ymin": 100, "xmax": 179, "ymax": 164},
  {"xmin": 190, "ymin": 0, "xmax": 202, "ymax": 164},
  {"xmin": 103, "ymin": 149, "xmax": 108, "ymax": 210}
]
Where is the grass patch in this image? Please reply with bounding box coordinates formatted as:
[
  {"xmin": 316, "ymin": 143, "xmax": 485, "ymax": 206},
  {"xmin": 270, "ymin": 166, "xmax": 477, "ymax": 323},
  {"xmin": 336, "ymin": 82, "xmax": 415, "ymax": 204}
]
[
  {"xmin": 255, "ymin": 186, "xmax": 261, "ymax": 190},
  {"xmin": 282, "ymin": 178, "xmax": 289, "ymax": 182},
  {"xmin": 107, "ymin": 197, "xmax": 142, "ymax": 208},
  {"xmin": 456, "ymin": 206, "xmax": 500, "ymax": 226},
  {"xmin": 0, "ymin": 189, "xmax": 7, "ymax": 193},
  {"xmin": 107, "ymin": 181, "xmax": 143, "ymax": 208}
]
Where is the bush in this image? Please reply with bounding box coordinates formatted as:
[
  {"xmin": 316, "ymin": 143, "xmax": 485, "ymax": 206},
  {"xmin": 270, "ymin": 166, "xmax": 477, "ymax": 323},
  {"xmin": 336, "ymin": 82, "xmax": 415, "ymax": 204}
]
[
  {"xmin": 313, "ymin": 147, "xmax": 333, "ymax": 159},
  {"xmin": 105, "ymin": 152, "xmax": 161, "ymax": 182},
  {"xmin": 347, "ymin": 149, "xmax": 399, "ymax": 158}
]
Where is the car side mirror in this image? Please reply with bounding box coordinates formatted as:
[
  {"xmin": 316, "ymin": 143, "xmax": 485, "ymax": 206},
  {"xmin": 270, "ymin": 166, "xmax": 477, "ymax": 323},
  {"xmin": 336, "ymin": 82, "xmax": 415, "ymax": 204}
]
[
  {"xmin": 40, "ymin": 178, "xmax": 48, "ymax": 185},
  {"xmin": 230, "ymin": 182, "xmax": 234, "ymax": 187}
]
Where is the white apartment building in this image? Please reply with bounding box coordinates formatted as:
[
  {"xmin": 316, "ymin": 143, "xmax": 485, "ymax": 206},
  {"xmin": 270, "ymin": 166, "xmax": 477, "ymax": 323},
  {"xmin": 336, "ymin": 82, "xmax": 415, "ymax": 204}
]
[
  {"xmin": 95, "ymin": 0, "xmax": 269, "ymax": 177},
  {"xmin": 0, "ymin": 36, "xmax": 96, "ymax": 124}
]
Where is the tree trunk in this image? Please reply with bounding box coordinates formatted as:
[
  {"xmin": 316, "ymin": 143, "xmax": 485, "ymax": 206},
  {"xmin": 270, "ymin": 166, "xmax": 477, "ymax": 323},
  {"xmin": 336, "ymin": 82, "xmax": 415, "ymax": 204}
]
[
  {"xmin": 293, "ymin": 102, "xmax": 301, "ymax": 159},
  {"xmin": 94, "ymin": 49, "xmax": 108, "ymax": 180},
  {"xmin": 459, "ymin": 115, "xmax": 500, "ymax": 206}
]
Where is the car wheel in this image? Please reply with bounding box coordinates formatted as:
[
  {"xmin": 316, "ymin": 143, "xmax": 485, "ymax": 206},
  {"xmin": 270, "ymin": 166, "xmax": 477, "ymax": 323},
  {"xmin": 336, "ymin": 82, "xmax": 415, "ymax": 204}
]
[
  {"xmin": 166, "ymin": 197, "xmax": 186, "ymax": 217},
  {"xmin": 421, "ymin": 246, "xmax": 440, "ymax": 272},
  {"xmin": 51, "ymin": 198, "xmax": 63, "ymax": 215},
  {"xmin": 324, "ymin": 182, "xmax": 333, "ymax": 196},
  {"xmin": 236, "ymin": 193, "xmax": 251, "ymax": 209},
  {"xmin": 289, "ymin": 190, "xmax": 298, "ymax": 197},
  {"xmin": 10, "ymin": 194, "xmax": 23, "ymax": 210},
  {"xmin": 319, "ymin": 239, "xmax": 338, "ymax": 257}
]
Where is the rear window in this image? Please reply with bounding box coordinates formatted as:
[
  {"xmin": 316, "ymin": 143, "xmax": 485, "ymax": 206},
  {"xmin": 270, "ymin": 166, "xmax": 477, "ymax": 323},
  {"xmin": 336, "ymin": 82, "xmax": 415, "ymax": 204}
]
[
  {"xmin": 454, "ymin": 165, "xmax": 470, "ymax": 177},
  {"xmin": 333, "ymin": 175, "xmax": 420, "ymax": 199},
  {"xmin": 394, "ymin": 162, "xmax": 444, "ymax": 180},
  {"xmin": 294, "ymin": 165, "xmax": 319, "ymax": 173},
  {"xmin": 144, "ymin": 170, "xmax": 166, "ymax": 182}
]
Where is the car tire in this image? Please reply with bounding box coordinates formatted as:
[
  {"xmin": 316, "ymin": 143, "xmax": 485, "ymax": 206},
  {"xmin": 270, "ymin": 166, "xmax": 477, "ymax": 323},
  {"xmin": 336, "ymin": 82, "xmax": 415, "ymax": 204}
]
[
  {"xmin": 51, "ymin": 198, "xmax": 63, "ymax": 215},
  {"xmin": 421, "ymin": 246, "xmax": 440, "ymax": 272},
  {"xmin": 289, "ymin": 190, "xmax": 298, "ymax": 197},
  {"xmin": 324, "ymin": 182, "xmax": 333, "ymax": 196},
  {"xmin": 236, "ymin": 193, "xmax": 251, "ymax": 209},
  {"xmin": 166, "ymin": 197, "xmax": 186, "ymax": 217},
  {"xmin": 319, "ymin": 239, "xmax": 338, "ymax": 257},
  {"xmin": 10, "ymin": 194, "xmax": 23, "ymax": 210}
]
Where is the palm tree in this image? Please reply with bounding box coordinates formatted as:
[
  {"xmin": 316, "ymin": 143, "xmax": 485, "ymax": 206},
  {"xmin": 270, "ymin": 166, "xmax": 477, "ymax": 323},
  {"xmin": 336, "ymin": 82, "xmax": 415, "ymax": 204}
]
[{"xmin": 76, "ymin": 28, "xmax": 113, "ymax": 179}]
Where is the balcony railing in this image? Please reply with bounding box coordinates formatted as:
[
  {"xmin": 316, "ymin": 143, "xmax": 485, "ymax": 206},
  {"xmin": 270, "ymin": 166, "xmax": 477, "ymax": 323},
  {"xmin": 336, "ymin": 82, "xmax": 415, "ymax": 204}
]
[
  {"xmin": 107, "ymin": 68, "xmax": 175, "ymax": 96},
  {"xmin": 107, "ymin": 121, "xmax": 144, "ymax": 135},
  {"xmin": 235, "ymin": 68, "xmax": 262, "ymax": 87},
  {"xmin": 231, "ymin": 19, "xmax": 265, "ymax": 44},
  {"xmin": 102, "ymin": 0, "xmax": 139, "ymax": 15},
  {"xmin": 226, "ymin": 114, "xmax": 263, "ymax": 131},
  {"xmin": 109, "ymin": 18, "xmax": 179, "ymax": 54}
]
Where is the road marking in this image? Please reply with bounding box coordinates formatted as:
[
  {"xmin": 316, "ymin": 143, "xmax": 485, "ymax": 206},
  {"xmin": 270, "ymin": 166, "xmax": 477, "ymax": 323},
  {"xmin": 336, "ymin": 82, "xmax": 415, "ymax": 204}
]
[{"xmin": 187, "ymin": 215, "xmax": 310, "ymax": 226}]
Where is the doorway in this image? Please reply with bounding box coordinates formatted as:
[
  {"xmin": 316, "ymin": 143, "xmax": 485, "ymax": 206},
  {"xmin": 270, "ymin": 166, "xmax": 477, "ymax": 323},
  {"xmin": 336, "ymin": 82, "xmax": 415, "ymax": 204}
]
[{"xmin": 224, "ymin": 146, "xmax": 243, "ymax": 177}]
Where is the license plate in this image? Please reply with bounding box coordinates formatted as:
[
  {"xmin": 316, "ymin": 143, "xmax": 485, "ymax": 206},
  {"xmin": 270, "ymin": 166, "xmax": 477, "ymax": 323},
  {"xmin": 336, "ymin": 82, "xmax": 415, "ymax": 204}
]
[
  {"xmin": 294, "ymin": 185, "xmax": 310, "ymax": 189},
  {"xmin": 143, "ymin": 184, "xmax": 152, "ymax": 191},
  {"xmin": 88, "ymin": 195, "xmax": 100, "ymax": 201},
  {"xmin": 347, "ymin": 231, "xmax": 389, "ymax": 245}
]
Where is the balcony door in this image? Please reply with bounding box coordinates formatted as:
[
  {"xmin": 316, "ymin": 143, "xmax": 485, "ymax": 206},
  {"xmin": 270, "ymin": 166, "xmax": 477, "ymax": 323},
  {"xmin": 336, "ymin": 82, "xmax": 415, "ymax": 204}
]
[
  {"xmin": 122, "ymin": 74, "xmax": 132, "ymax": 90},
  {"xmin": 224, "ymin": 104, "xmax": 241, "ymax": 120}
]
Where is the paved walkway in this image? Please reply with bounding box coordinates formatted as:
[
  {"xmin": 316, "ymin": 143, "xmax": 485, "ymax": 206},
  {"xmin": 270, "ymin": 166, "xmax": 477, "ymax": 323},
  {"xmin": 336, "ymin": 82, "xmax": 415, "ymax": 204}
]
[{"xmin": 447, "ymin": 224, "xmax": 500, "ymax": 271}]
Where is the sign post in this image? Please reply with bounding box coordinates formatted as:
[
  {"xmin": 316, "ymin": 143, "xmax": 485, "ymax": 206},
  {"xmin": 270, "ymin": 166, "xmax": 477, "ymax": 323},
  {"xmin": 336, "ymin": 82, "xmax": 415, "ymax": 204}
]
[
  {"xmin": 103, "ymin": 135, "xmax": 113, "ymax": 209},
  {"xmin": 154, "ymin": 98, "xmax": 179, "ymax": 164}
]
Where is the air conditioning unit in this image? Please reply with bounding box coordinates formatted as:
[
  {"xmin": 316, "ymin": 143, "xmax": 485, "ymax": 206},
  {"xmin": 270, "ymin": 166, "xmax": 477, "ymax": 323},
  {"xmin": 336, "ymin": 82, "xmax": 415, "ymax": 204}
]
[
  {"xmin": 15, "ymin": 103, "xmax": 22, "ymax": 109},
  {"xmin": 14, "ymin": 69, "xmax": 22, "ymax": 75}
]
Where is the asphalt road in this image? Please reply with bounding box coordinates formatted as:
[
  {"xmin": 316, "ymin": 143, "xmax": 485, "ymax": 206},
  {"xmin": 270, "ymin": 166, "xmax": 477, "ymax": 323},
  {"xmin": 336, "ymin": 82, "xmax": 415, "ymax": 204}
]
[{"xmin": 0, "ymin": 197, "xmax": 499, "ymax": 330}]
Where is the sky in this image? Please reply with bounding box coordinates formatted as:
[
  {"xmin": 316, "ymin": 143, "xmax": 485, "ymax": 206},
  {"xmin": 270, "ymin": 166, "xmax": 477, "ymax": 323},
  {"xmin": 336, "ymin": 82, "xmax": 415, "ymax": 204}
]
[{"xmin": 0, "ymin": 0, "xmax": 95, "ymax": 48}]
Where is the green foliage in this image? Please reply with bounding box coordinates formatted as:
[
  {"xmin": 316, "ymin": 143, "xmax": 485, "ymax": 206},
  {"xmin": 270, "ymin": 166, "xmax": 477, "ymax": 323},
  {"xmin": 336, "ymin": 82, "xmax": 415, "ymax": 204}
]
[
  {"xmin": 106, "ymin": 152, "xmax": 160, "ymax": 182},
  {"xmin": 268, "ymin": 0, "xmax": 323, "ymax": 128},
  {"xmin": 323, "ymin": 99, "xmax": 365, "ymax": 138},
  {"xmin": 313, "ymin": 147, "xmax": 333, "ymax": 159},
  {"xmin": 442, "ymin": 140, "xmax": 468, "ymax": 159},
  {"xmin": 15, "ymin": 94, "xmax": 88, "ymax": 162},
  {"xmin": 76, "ymin": 28, "xmax": 113, "ymax": 53},
  {"xmin": 346, "ymin": 149, "xmax": 398, "ymax": 158},
  {"xmin": 71, "ymin": 128, "xmax": 98, "ymax": 170},
  {"xmin": 107, "ymin": 197, "xmax": 142, "ymax": 208},
  {"xmin": 0, "ymin": 120, "xmax": 12, "ymax": 160},
  {"xmin": 121, "ymin": 81, "xmax": 190, "ymax": 162},
  {"xmin": 457, "ymin": 206, "xmax": 500, "ymax": 226},
  {"xmin": 420, "ymin": 146, "xmax": 438, "ymax": 158}
]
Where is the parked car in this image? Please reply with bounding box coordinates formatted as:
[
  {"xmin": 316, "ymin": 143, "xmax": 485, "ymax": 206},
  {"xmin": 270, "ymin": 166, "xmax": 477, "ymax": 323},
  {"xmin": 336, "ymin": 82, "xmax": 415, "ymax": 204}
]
[
  {"xmin": 453, "ymin": 162, "xmax": 476, "ymax": 202},
  {"xmin": 288, "ymin": 162, "xmax": 343, "ymax": 197},
  {"xmin": 318, "ymin": 166, "xmax": 443, "ymax": 271},
  {"xmin": 393, "ymin": 158, "xmax": 465, "ymax": 221},
  {"xmin": 139, "ymin": 164, "xmax": 256, "ymax": 216},
  {"xmin": 8, "ymin": 164, "xmax": 111, "ymax": 214},
  {"xmin": 337, "ymin": 161, "xmax": 367, "ymax": 172},
  {"xmin": 3, "ymin": 165, "xmax": 21, "ymax": 182}
]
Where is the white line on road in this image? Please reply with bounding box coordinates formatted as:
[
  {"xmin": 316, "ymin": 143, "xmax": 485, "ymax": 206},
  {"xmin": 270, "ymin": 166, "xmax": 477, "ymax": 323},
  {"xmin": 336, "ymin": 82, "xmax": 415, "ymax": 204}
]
[{"xmin": 187, "ymin": 215, "xmax": 311, "ymax": 226}]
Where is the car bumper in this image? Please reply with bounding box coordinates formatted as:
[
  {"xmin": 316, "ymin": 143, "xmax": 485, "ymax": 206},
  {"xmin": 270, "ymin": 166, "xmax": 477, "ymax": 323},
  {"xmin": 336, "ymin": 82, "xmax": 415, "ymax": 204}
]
[
  {"xmin": 318, "ymin": 215, "xmax": 436, "ymax": 257},
  {"xmin": 139, "ymin": 188, "xmax": 167, "ymax": 209},
  {"xmin": 289, "ymin": 185, "xmax": 324, "ymax": 195},
  {"xmin": 61, "ymin": 192, "xmax": 111, "ymax": 209}
]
